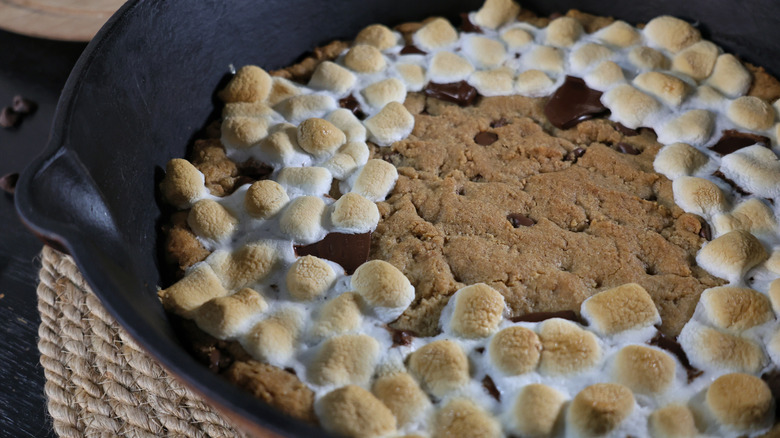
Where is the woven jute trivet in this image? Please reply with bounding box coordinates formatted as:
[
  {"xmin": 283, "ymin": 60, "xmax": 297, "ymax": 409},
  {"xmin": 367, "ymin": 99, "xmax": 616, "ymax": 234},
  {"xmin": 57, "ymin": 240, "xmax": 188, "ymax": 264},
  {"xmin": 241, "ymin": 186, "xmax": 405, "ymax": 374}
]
[{"xmin": 37, "ymin": 245, "xmax": 246, "ymax": 438}]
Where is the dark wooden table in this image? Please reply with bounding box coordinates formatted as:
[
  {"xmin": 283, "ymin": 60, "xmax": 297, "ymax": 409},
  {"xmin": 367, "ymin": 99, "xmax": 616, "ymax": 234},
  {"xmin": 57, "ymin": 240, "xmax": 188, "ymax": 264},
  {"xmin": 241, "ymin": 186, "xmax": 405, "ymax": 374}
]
[{"xmin": 0, "ymin": 29, "xmax": 87, "ymax": 438}]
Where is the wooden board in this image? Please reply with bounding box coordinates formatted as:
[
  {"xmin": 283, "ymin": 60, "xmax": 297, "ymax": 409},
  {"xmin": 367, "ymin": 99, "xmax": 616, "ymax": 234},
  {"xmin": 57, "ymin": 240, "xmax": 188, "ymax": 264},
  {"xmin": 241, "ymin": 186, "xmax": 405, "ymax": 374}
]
[{"xmin": 0, "ymin": 0, "xmax": 126, "ymax": 42}]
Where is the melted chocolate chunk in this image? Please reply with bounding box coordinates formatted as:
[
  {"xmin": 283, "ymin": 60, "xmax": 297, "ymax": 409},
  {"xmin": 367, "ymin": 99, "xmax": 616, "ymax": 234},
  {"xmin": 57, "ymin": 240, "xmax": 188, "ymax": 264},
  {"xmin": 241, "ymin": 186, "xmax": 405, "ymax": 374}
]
[
  {"xmin": 616, "ymin": 142, "xmax": 640, "ymax": 155},
  {"xmin": 0, "ymin": 107, "xmax": 19, "ymax": 128},
  {"xmin": 648, "ymin": 331, "xmax": 703, "ymax": 383},
  {"xmin": 699, "ymin": 221, "xmax": 712, "ymax": 241},
  {"xmin": 507, "ymin": 213, "xmax": 535, "ymax": 228},
  {"xmin": 490, "ymin": 118, "xmax": 510, "ymax": 128},
  {"xmin": 0, "ymin": 173, "xmax": 18, "ymax": 195},
  {"xmin": 474, "ymin": 131, "xmax": 498, "ymax": 145},
  {"xmin": 234, "ymin": 159, "xmax": 274, "ymax": 190},
  {"xmin": 475, "ymin": 347, "xmax": 485, "ymax": 354},
  {"xmin": 549, "ymin": 12, "xmax": 563, "ymax": 19},
  {"xmin": 459, "ymin": 12, "xmax": 482, "ymax": 33},
  {"xmin": 709, "ymin": 130, "xmax": 770, "ymax": 156},
  {"xmin": 510, "ymin": 310, "xmax": 580, "ymax": 324},
  {"xmin": 424, "ymin": 81, "xmax": 479, "ymax": 106},
  {"xmin": 12, "ymin": 95, "xmax": 37, "ymax": 115},
  {"xmin": 338, "ymin": 94, "xmax": 366, "ymax": 119},
  {"xmin": 615, "ymin": 123, "xmax": 640, "ymax": 136},
  {"xmin": 294, "ymin": 232, "xmax": 371, "ymax": 275},
  {"xmin": 482, "ymin": 375, "xmax": 501, "ymax": 401},
  {"xmin": 713, "ymin": 170, "xmax": 752, "ymax": 196},
  {"xmin": 544, "ymin": 76, "xmax": 608, "ymax": 130},
  {"xmin": 387, "ymin": 326, "xmax": 417, "ymax": 347},
  {"xmin": 564, "ymin": 147, "xmax": 586, "ymax": 162},
  {"xmin": 400, "ymin": 44, "xmax": 426, "ymax": 55}
]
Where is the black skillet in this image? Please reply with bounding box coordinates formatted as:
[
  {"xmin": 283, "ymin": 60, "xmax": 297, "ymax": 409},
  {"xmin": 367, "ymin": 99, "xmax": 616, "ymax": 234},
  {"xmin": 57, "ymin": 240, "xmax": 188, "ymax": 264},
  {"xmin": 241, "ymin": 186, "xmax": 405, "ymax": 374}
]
[{"xmin": 15, "ymin": 0, "xmax": 780, "ymax": 436}]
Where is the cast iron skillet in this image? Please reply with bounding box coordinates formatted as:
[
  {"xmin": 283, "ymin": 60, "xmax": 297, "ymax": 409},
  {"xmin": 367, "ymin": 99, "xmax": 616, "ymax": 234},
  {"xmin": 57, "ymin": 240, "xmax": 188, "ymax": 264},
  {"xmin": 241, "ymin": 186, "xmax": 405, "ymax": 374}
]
[{"xmin": 15, "ymin": 0, "xmax": 780, "ymax": 436}]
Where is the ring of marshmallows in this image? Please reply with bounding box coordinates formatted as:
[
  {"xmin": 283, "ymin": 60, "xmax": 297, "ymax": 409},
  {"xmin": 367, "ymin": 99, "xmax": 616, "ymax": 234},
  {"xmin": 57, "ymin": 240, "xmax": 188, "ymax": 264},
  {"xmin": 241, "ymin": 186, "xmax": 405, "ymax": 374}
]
[{"xmin": 159, "ymin": 0, "xmax": 780, "ymax": 436}]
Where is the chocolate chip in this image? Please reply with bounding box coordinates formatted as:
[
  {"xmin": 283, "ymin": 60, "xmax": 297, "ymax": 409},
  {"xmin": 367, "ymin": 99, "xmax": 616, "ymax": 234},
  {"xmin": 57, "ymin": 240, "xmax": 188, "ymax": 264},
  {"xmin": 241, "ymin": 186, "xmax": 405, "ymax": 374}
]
[
  {"xmin": 459, "ymin": 12, "xmax": 482, "ymax": 33},
  {"xmin": 386, "ymin": 326, "xmax": 417, "ymax": 347},
  {"xmin": 507, "ymin": 213, "xmax": 535, "ymax": 228},
  {"xmin": 475, "ymin": 347, "xmax": 485, "ymax": 354},
  {"xmin": 616, "ymin": 142, "xmax": 640, "ymax": 155},
  {"xmin": 490, "ymin": 118, "xmax": 510, "ymax": 128},
  {"xmin": 510, "ymin": 310, "xmax": 581, "ymax": 324},
  {"xmin": 713, "ymin": 170, "xmax": 752, "ymax": 196},
  {"xmin": 12, "ymin": 95, "xmax": 37, "ymax": 115},
  {"xmin": 648, "ymin": 331, "xmax": 702, "ymax": 383},
  {"xmin": 474, "ymin": 131, "xmax": 498, "ymax": 145},
  {"xmin": 615, "ymin": 122, "xmax": 640, "ymax": 136},
  {"xmin": 424, "ymin": 81, "xmax": 479, "ymax": 106},
  {"xmin": 699, "ymin": 221, "xmax": 712, "ymax": 241},
  {"xmin": 482, "ymin": 375, "xmax": 501, "ymax": 401},
  {"xmin": 294, "ymin": 232, "xmax": 371, "ymax": 275},
  {"xmin": 543, "ymin": 76, "xmax": 608, "ymax": 130},
  {"xmin": 564, "ymin": 147, "xmax": 586, "ymax": 162},
  {"xmin": 338, "ymin": 94, "xmax": 366, "ymax": 119},
  {"xmin": 400, "ymin": 44, "xmax": 426, "ymax": 55},
  {"xmin": 709, "ymin": 129, "xmax": 770, "ymax": 156},
  {"xmin": 0, "ymin": 107, "xmax": 20, "ymax": 128},
  {"xmin": 0, "ymin": 173, "xmax": 18, "ymax": 195}
]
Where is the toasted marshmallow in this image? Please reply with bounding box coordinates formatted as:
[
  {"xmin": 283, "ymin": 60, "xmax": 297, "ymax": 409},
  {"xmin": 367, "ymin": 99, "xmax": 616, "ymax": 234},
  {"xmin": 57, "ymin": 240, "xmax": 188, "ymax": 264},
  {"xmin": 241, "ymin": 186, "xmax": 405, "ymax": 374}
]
[
  {"xmin": 713, "ymin": 198, "xmax": 777, "ymax": 235},
  {"xmin": 317, "ymin": 385, "xmax": 397, "ymax": 438},
  {"xmin": 567, "ymin": 383, "xmax": 635, "ymax": 437},
  {"xmin": 331, "ymin": 192, "xmax": 381, "ymax": 233},
  {"xmin": 277, "ymin": 166, "xmax": 333, "ymax": 195},
  {"xmin": 274, "ymin": 94, "xmax": 337, "ymax": 124},
  {"xmin": 244, "ymin": 307, "xmax": 304, "ymax": 364},
  {"xmin": 448, "ymin": 283, "xmax": 505, "ymax": 338},
  {"xmin": 720, "ymin": 145, "xmax": 780, "ymax": 199},
  {"xmin": 474, "ymin": 0, "xmax": 520, "ymax": 29},
  {"xmin": 326, "ymin": 108, "xmax": 367, "ymax": 142},
  {"xmin": 372, "ymin": 372, "xmax": 432, "ymax": 426},
  {"xmin": 245, "ymin": 180, "xmax": 289, "ymax": 219},
  {"xmin": 279, "ymin": 196, "xmax": 327, "ymax": 243},
  {"xmin": 706, "ymin": 373, "xmax": 774, "ymax": 432},
  {"xmin": 679, "ymin": 323, "xmax": 767, "ymax": 373},
  {"xmin": 267, "ymin": 77, "xmax": 302, "ymax": 106},
  {"xmin": 602, "ymin": 84, "xmax": 663, "ymax": 129},
  {"xmin": 657, "ymin": 109, "xmax": 714, "ymax": 145},
  {"xmin": 672, "ymin": 176, "xmax": 728, "ymax": 217},
  {"xmin": 310, "ymin": 292, "xmax": 362, "ymax": 340},
  {"xmin": 160, "ymin": 159, "xmax": 206, "ymax": 209},
  {"xmin": 309, "ymin": 61, "xmax": 357, "ymax": 95},
  {"xmin": 501, "ymin": 27, "xmax": 533, "ymax": 49},
  {"xmin": 545, "ymin": 17, "xmax": 584, "ymax": 48},
  {"xmin": 581, "ymin": 283, "xmax": 660, "ymax": 335},
  {"xmin": 706, "ymin": 54, "xmax": 752, "ymax": 98},
  {"xmin": 208, "ymin": 242, "xmax": 278, "ymax": 290},
  {"xmin": 769, "ymin": 257, "xmax": 780, "ymax": 277},
  {"xmin": 194, "ymin": 288, "xmax": 267, "ymax": 339},
  {"xmin": 538, "ymin": 318, "xmax": 601, "ymax": 375},
  {"xmin": 434, "ymin": 398, "xmax": 501, "ymax": 438},
  {"xmin": 159, "ymin": 263, "xmax": 228, "ymax": 317},
  {"xmin": 728, "ymin": 96, "xmax": 776, "ymax": 131},
  {"xmin": 344, "ymin": 45, "xmax": 386, "ymax": 73},
  {"xmin": 222, "ymin": 101, "xmax": 278, "ymax": 120},
  {"xmin": 364, "ymin": 102, "xmax": 415, "ymax": 146},
  {"xmin": 188, "ymin": 199, "xmax": 238, "ymax": 242},
  {"xmin": 514, "ymin": 69, "xmax": 555, "ymax": 97},
  {"xmin": 701, "ymin": 286, "xmax": 773, "ymax": 331},
  {"xmin": 649, "ymin": 404, "xmax": 698, "ymax": 438},
  {"xmin": 569, "ymin": 43, "xmax": 614, "ymax": 74},
  {"xmin": 362, "ymin": 78, "xmax": 407, "ymax": 110},
  {"xmin": 429, "ymin": 52, "xmax": 475, "ymax": 83},
  {"xmin": 488, "ymin": 326, "xmax": 542, "ymax": 375},
  {"xmin": 396, "ymin": 64, "xmax": 426, "ymax": 92},
  {"xmin": 325, "ymin": 141, "xmax": 371, "ymax": 180},
  {"xmin": 351, "ymin": 260, "xmax": 414, "ymax": 320},
  {"xmin": 219, "ymin": 65, "xmax": 272, "ymax": 103},
  {"xmin": 634, "ymin": 72, "xmax": 690, "ymax": 107},
  {"xmin": 525, "ymin": 46, "xmax": 564, "ymax": 74},
  {"xmin": 596, "ymin": 20, "xmax": 640, "ymax": 47},
  {"xmin": 672, "ymin": 41, "xmax": 719, "ymax": 81},
  {"xmin": 644, "ymin": 16, "xmax": 701, "ymax": 53},
  {"xmin": 613, "ymin": 345, "xmax": 676, "ymax": 395},
  {"xmin": 339, "ymin": 140, "xmax": 370, "ymax": 166},
  {"xmin": 221, "ymin": 116, "xmax": 269, "ymax": 149},
  {"xmin": 309, "ymin": 334, "xmax": 380, "ymax": 386},
  {"xmin": 653, "ymin": 142, "xmax": 709, "ymax": 179},
  {"xmin": 258, "ymin": 123, "xmax": 299, "ymax": 165},
  {"xmin": 413, "ymin": 18, "xmax": 458, "ymax": 51},
  {"xmin": 297, "ymin": 118, "xmax": 346, "ymax": 159},
  {"xmin": 584, "ymin": 61, "xmax": 626, "ymax": 91},
  {"xmin": 463, "ymin": 35, "xmax": 507, "ymax": 69},
  {"xmin": 471, "ymin": 68, "xmax": 515, "ymax": 97},
  {"xmin": 696, "ymin": 230, "xmax": 768, "ymax": 281},
  {"xmin": 408, "ymin": 339, "xmax": 470, "ymax": 397},
  {"xmin": 511, "ymin": 384, "xmax": 566, "ymax": 437},
  {"xmin": 628, "ymin": 46, "xmax": 670, "ymax": 71},
  {"xmin": 350, "ymin": 159, "xmax": 399, "ymax": 202},
  {"xmin": 286, "ymin": 255, "xmax": 337, "ymax": 301}
]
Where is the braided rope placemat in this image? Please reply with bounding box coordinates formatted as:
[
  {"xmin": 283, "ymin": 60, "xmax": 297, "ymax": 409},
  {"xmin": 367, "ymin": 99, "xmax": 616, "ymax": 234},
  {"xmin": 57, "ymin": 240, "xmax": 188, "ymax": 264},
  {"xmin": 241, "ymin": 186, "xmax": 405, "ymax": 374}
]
[{"xmin": 37, "ymin": 245, "xmax": 246, "ymax": 438}]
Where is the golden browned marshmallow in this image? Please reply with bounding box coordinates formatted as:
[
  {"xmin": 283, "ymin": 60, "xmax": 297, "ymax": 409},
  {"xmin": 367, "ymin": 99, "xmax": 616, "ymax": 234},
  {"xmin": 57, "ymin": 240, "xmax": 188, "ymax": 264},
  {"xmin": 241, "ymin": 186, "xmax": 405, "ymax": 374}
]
[
  {"xmin": 582, "ymin": 283, "xmax": 660, "ymax": 335},
  {"xmin": 218, "ymin": 65, "xmax": 272, "ymax": 103},
  {"xmin": 567, "ymin": 383, "xmax": 635, "ymax": 436},
  {"xmin": 258, "ymin": 123, "xmax": 298, "ymax": 164},
  {"xmin": 222, "ymin": 101, "xmax": 277, "ymax": 119},
  {"xmin": 434, "ymin": 398, "xmax": 502, "ymax": 438},
  {"xmin": 326, "ymin": 109, "xmax": 367, "ymax": 142},
  {"xmin": 429, "ymin": 51, "xmax": 475, "ymax": 82},
  {"xmin": 628, "ymin": 46, "xmax": 670, "ymax": 71},
  {"xmin": 273, "ymin": 94, "xmax": 337, "ymax": 124},
  {"xmin": 728, "ymin": 96, "xmax": 776, "ymax": 131},
  {"xmin": 244, "ymin": 180, "xmax": 289, "ymax": 219},
  {"xmin": 706, "ymin": 54, "xmax": 752, "ymax": 97},
  {"xmin": 474, "ymin": 0, "xmax": 520, "ymax": 29},
  {"xmin": 714, "ymin": 198, "xmax": 778, "ymax": 236},
  {"xmin": 501, "ymin": 27, "xmax": 533, "ymax": 49},
  {"xmin": 339, "ymin": 140, "xmax": 370, "ymax": 165},
  {"xmin": 648, "ymin": 404, "xmax": 698, "ymax": 438},
  {"xmin": 267, "ymin": 77, "xmax": 302, "ymax": 106},
  {"xmin": 633, "ymin": 72, "xmax": 690, "ymax": 107},
  {"xmin": 584, "ymin": 61, "xmax": 625, "ymax": 91},
  {"xmin": 569, "ymin": 43, "xmax": 614, "ymax": 74},
  {"xmin": 361, "ymin": 78, "xmax": 406, "ymax": 109},
  {"xmin": 672, "ymin": 176, "xmax": 727, "ymax": 217},
  {"xmin": 472, "ymin": 68, "xmax": 515, "ymax": 96},
  {"xmin": 653, "ymin": 142, "xmax": 709, "ymax": 179},
  {"xmin": 160, "ymin": 158, "xmax": 205, "ymax": 209},
  {"xmin": 769, "ymin": 256, "xmax": 780, "ymax": 276},
  {"xmin": 696, "ymin": 230, "xmax": 768, "ymax": 280},
  {"xmin": 355, "ymin": 24, "xmax": 396, "ymax": 50},
  {"xmin": 308, "ymin": 61, "xmax": 357, "ymax": 95},
  {"xmin": 449, "ymin": 283, "xmax": 505, "ymax": 338},
  {"xmin": 372, "ymin": 372, "xmax": 431, "ymax": 426},
  {"xmin": 770, "ymin": 279, "xmax": 780, "ymax": 315},
  {"xmin": 514, "ymin": 69, "xmax": 554, "ymax": 97},
  {"xmin": 187, "ymin": 199, "xmax": 238, "ymax": 241},
  {"xmin": 413, "ymin": 17, "xmax": 458, "ymax": 51},
  {"xmin": 701, "ymin": 286, "xmax": 773, "ymax": 331},
  {"xmin": 297, "ymin": 118, "xmax": 346, "ymax": 159},
  {"xmin": 194, "ymin": 288, "xmax": 267, "ymax": 339},
  {"xmin": 488, "ymin": 326, "xmax": 541, "ymax": 375},
  {"xmin": 672, "ymin": 41, "xmax": 718, "ymax": 81},
  {"xmin": 706, "ymin": 373, "xmax": 774, "ymax": 431},
  {"xmin": 244, "ymin": 307, "xmax": 304, "ymax": 363},
  {"xmin": 511, "ymin": 384, "xmax": 566, "ymax": 437},
  {"xmin": 277, "ymin": 166, "xmax": 332, "ymax": 196},
  {"xmin": 159, "ymin": 263, "xmax": 228, "ymax": 317},
  {"xmin": 720, "ymin": 145, "xmax": 780, "ymax": 199},
  {"xmin": 545, "ymin": 16, "xmax": 583, "ymax": 48},
  {"xmin": 408, "ymin": 340, "xmax": 470, "ymax": 397},
  {"xmin": 644, "ymin": 16, "xmax": 701, "ymax": 53},
  {"xmin": 279, "ymin": 196, "xmax": 326, "ymax": 243},
  {"xmin": 310, "ymin": 292, "xmax": 362, "ymax": 340},
  {"xmin": 331, "ymin": 192, "xmax": 380, "ymax": 232},
  {"xmin": 325, "ymin": 141, "xmax": 371, "ymax": 180},
  {"xmin": 613, "ymin": 345, "xmax": 676, "ymax": 395},
  {"xmin": 208, "ymin": 242, "xmax": 278, "ymax": 290},
  {"xmin": 286, "ymin": 255, "xmax": 337, "ymax": 301},
  {"xmin": 538, "ymin": 318, "xmax": 601, "ymax": 375},
  {"xmin": 351, "ymin": 259, "xmax": 414, "ymax": 313},
  {"xmin": 396, "ymin": 63, "xmax": 426, "ymax": 92},
  {"xmin": 596, "ymin": 20, "xmax": 640, "ymax": 47},
  {"xmin": 344, "ymin": 45, "xmax": 386, "ymax": 73},
  {"xmin": 309, "ymin": 334, "xmax": 380, "ymax": 386},
  {"xmin": 658, "ymin": 109, "xmax": 714, "ymax": 145},
  {"xmin": 681, "ymin": 323, "xmax": 766, "ymax": 373},
  {"xmin": 525, "ymin": 46, "xmax": 564, "ymax": 74},
  {"xmin": 464, "ymin": 35, "xmax": 507, "ymax": 69},
  {"xmin": 351, "ymin": 159, "xmax": 399, "ymax": 201},
  {"xmin": 601, "ymin": 84, "xmax": 662, "ymax": 129},
  {"xmin": 364, "ymin": 101, "xmax": 415, "ymax": 146},
  {"xmin": 221, "ymin": 116, "xmax": 269, "ymax": 149},
  {"xmin": 318, "ymin": 385, "xmax": 397, "ymax": 438}
]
